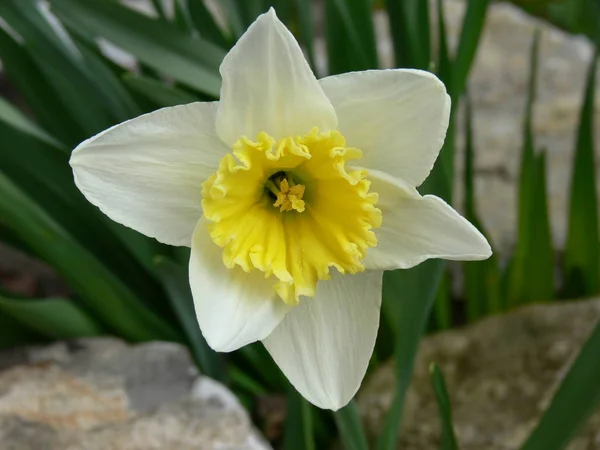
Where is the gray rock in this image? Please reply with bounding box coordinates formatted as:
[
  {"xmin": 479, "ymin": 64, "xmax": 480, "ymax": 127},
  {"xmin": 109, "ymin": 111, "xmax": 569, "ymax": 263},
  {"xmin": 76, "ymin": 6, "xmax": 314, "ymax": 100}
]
[
  {"xmin": 0, "ymin": 338, "xmax": 271, "ymax": 450},
  {"xmin": 358, "ymin": 298, "xmax": 600, "ymax": 449}
]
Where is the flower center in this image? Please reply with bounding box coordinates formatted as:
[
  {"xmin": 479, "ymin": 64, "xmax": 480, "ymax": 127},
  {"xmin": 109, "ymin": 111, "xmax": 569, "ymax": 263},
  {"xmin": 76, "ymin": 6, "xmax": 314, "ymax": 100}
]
[
  {"xmin": 265, "ymin": 172, "xmax": 306, "ymax": 213},
  {"xmin": 202, "ymin": 128, "xmax": 381, "ymax": 304}
]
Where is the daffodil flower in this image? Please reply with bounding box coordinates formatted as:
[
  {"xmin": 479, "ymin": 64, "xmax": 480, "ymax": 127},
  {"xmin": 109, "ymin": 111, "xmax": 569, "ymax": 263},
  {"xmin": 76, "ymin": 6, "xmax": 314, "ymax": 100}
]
[{"xmin": 70, "ymin": 9, "xmax": 491, "ymax": 410}]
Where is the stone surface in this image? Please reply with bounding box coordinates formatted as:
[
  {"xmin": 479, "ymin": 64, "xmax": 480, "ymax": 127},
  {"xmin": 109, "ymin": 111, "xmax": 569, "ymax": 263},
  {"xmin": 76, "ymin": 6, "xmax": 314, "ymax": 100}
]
[
  {"xmin": 371, "ymin": 1, "xmax": 600, "ymax": 255},
  {"xmin": 0, "ymin": 338, "xmax": 271, "ymax": 450},
  {"xmin": 358, "ymin": 298, "xmax": 600, "ymax": 449}
]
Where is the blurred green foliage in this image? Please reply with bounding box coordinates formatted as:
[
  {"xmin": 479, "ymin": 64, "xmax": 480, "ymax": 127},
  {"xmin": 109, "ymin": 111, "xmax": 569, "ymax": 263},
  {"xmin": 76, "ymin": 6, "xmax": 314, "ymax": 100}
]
[{"xmin": 0, "ymin": 0, "xmax": 599, "ymax": 449}]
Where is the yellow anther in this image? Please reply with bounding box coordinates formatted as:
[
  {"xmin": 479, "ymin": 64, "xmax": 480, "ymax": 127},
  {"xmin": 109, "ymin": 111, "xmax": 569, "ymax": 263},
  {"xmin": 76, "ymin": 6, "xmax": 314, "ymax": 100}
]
[{"xmin": 273, "ymin": 178, "xmax": 305, "ymax": 212}]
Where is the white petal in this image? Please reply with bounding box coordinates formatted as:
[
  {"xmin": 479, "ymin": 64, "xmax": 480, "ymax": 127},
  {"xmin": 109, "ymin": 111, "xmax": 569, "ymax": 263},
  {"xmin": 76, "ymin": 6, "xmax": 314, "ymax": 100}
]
[
  {"xmin": 216, "ymin": 8, "xmax": 337, "ymax": 145},
  {"xmin": 363, "ymin": 170, "xmax": 492, "ymax": 270},
  {"xmin": 319, "ymin": 69, "xmax": 450, "ymax": 187},
  {"xmin": 190, "ymin": 218, "xmax": 291, "ymax": 352},
  {"xmin": 262, "ymin": 270, "xmax": 382, "ymax": 410},
  {"xmin": 70, "ymin": 102, "xmax": 228, "ymax": 247}
]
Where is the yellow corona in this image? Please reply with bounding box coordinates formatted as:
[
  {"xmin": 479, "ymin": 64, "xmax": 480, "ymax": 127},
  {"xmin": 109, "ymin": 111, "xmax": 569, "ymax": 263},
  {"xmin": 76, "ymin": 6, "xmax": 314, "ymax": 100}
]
[{"xmin": 202, "ymin": 128, "xmax": 382, "ymax": 304}]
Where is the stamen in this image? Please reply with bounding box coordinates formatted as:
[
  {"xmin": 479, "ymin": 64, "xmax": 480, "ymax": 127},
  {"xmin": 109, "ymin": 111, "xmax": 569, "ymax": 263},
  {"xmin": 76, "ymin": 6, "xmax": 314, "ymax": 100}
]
[{"xmin": 273, "ymin": 178, "xmax": 305, "ymax": 213}]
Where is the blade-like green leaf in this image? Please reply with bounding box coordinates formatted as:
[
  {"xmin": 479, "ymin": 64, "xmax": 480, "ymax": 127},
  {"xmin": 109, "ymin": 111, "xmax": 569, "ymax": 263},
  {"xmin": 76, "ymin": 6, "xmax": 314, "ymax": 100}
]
[
  {"xmin": 432, "ymin": 0, "xmax": 456, "ymax": 197},
  {"xmin": 436, "ymin": 0, "xmax": 452, "ymax": 85},
  {"xmin": 187, "ymin": 0, "xmax": 231, "ymax": 48},
  {"xmin": 506, "ymin": 31, "xmax": 555, "ymax": 306},
  {"xmin": 229, "ymin": 365, "xmax": 268, "ymax": 396},
  {"xmin": 283, "ymin": 388, "xmax": 316, "ymax": 450},
  {"xmin": 334, "ymin": 400, "xmax": 369, "ymax": 450},
  {"xmin": 325, "ymin": 0, "xmax": 378, "ymax": 74},
  {"xmin": 521, "ymin": 317, "xmax": 600, "ymax": 450},
  {"xmin": 0, "ymin": 96, "xmax": 64, "ymax": 149},
  {"xmin": 123, "ymin": 74, "xmax": 200, "ymax": 107},
  {"xmin": 0, "ymin": 295, "xmax": 104, "ymax": 339},
  {"xmin": 386, "ymin": 0, "xmax": 430, "ymax": 69},
  {"xmin": 73, "ymin": 38, "xmax": 142, "ymax": 121},
  {"xmin": 174, "ymin": 0, "xmax": 195, "ymax": 34},
  {"xmin": 0, "ymin": 171, "xmax": 180, "ymax": 343},
  {"xmin": 150, "ymin": 0, "xmax": 167, "ymax": 22},
  {"xmin": 463, "ymin": 97, "xmax": 502, "ymax": 319},
  {"xmin": 0, "ymin": 0, "xmax": 118, "ymax": 135},
  {"xmin": 237, "ymin": 343, "xmax": 287, "ymax": 390},
  {"xmin": 433, "ymin": 270, "xmax": 452, "ymax": 330},
  {"xmin": 292, "ymin": 0, "xmax": 317, "ymax": 72},
  {"xmin": 430, "ymin": 364, "xmax": 459, "ymax": 450},
  {"xmin": 563, "ymin": 50, "xmax": 599, "ymax": 297},
  {"xmin": 0, "ymin": 25, "xmax": 82, "ymax": 146},
  {"xmin": 377, "ymin": 259, "xmax": 446, "ymax": 450},
  {"xmin": 154, "ymin": 256, "xmax": 225, "ymax": 381},
  {"xmin": 221, "ymin": 0, "xmax": 247, "ymax": 39},
  {"xmin": 50, "ymin": 0, "xmax": 225, "ymax": 97},
  {"xmin": 451, "ymin": 0, "xmax": 491, "ymax": 98}
]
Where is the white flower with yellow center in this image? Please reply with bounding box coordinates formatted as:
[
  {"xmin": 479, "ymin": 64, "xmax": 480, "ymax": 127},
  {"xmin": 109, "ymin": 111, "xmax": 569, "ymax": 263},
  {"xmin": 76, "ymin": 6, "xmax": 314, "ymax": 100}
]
[{"xmin": 70, "ymin": 9, "xmax": 491, "ymax": 410}]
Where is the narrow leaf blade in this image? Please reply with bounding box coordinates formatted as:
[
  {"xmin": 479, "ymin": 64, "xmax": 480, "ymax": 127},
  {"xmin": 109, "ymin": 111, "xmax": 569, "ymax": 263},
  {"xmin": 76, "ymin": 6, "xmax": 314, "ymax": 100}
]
[
  {"xmin": 334, "ymin": 400, "xmax": 370, "ymax": 450},
  {"xmin": 154, "ymin": 256, "xmax": 225, "ymax": 381},
  {"xmin": 0, "ymin": 294, "xmax": 104, "ymax": 339},
  {"xmin": 563, "ymin": 50, "xmax": 599, "ymax": 297},
  {"xmin": 430, "ymin": 364, "xmax": 459, "ymax": 450},
  {"xmin": 283, "ymin": 388, "xmax": 316, "ymax": 450},
  {"xmin": 521, "ymin": 317, "xmax": 600, "ymax": 450}
]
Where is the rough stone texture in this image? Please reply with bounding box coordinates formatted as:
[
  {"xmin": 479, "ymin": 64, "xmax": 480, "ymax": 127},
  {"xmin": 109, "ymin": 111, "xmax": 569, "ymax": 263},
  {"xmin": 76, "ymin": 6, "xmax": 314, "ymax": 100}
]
[
  {"xmin": 358, "ymin": 298, "xmax": 600, "ymax": 449},
  {"xmin": 0, "ymin": 338, "xmax": 271, "ymax": 450},
  {"xmin": 371, "ymin": 1, "xmax": 600, "ymax": 254}
]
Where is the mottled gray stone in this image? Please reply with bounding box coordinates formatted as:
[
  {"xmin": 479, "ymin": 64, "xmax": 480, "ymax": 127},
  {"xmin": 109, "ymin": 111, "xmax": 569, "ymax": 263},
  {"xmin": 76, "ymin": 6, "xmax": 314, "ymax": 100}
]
[
  {"xmin": 0, "ymin": 338, "xmax": 271, "ymax": 450},
  {"xmin": 358, "ymin": 298, "xmax": 600, "ymax": 449}
]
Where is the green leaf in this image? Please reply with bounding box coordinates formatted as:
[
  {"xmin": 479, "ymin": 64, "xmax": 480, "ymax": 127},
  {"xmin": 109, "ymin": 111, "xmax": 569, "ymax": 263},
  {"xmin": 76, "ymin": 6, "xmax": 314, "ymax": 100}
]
[
  {"xmin": 150, "ymin": 0, "xmax": 167, "ymax": 22},
  {"xmin": 221, "ymin": 0, "xmax": 248, "ymax": 39},
  {"xmin": 72, "ymin": 38, "xmax": 142, "ymax": 122},
  {"xmin": 334, "ymin": 400, "xmax": 369, "ymax": 450},
  {"xmin": 506, "ymin": 31, "xmax": 555, "ymax": 306},
  {"xmin": 154, "ymin": 256, "xmax": 225, "ymax": 381},
  {"xmin": 325, "ymin": 0, "xmax": 378, "ymax": 74},
  {"xmin": 377, "ymin": 259, "xmax": 446, "ymax": 450},
  {"xmin": 292, "ymin": 0, "xmax": 317, "ymax": 71},
  {"xmin": 520, "ymin": 317, "xmax": 600, "ymax": 450},
  {"xmin": 0, "ymin": 295, "xmax": 104, "ymax": 339},
  {"xmin": 563, "ymin": 50, "xmax": 599, "ymax": 297},
  {"xmin": 433, "ymin": 270, "xmax": 452, "ymax": 330},
  {"xmin": 0, "ymin": 0, "xmax": 118, "ymax": 135},
  {"xmin": 173, "ymin": 0, "xmax": 195, "ymax": 34},
  {"xmin": 0, "ymin": 96, "xmax": 65, "ymax": 149},
  {"xmin": 237, "ymin": 343, "xmax": 287, "ymax": 390},
  {"xmin": 123, "ymin": 74, "xmax": 200, "ymax": 107},
  {"xmin": 386, "ymin": 0, "xmax": 430, "ymax": 69},
  {"xmin": 0, "ymin": 171, "xmax": 180, "ymax": 343},
  {"xmin": 435, "ymin": 0, "xmax": 452, "ymax": 85},
  {"xmin": 430, "ymin": 364, "xmax": 459, "ymax": 450},
  {"xmin": 463, "ymin": 97, "xmax": 502, "ymax": 319},
  {"xmin": 50, "ymin": 0, "xmax": 225, "ymax": 97},
  {"xmin": 0, "ymin": 25, "xmax": 82, "ymax": 146},
  {"xmin": 229, "ymin": 365, "xmax": 268, "ymax": 395},
  {"xmin": 451, "ymin": 0, "xmax": 491, "ymax": 98},
  {"xmin": 187, "ymin": 0, "xmax": 231, "ymax": 48},
  {"xmin": 283, "ymin": 389, "xmax": 316, "ymax": 450}
]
